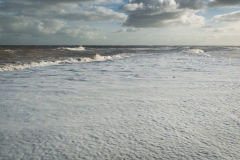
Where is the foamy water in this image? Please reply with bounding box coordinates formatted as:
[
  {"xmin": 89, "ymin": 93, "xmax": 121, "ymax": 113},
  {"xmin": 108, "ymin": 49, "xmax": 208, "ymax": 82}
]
[
  {"xmin": 182, "ymin": 49, "xmax": 211, "ymax": 57},
  {"xmin": 0, "ymin": 47, "xmax": 240, "ymax": 159},
  {"xmin": 0, "ymin": 46, "xmax": 240, "ymax": 72},
  {"xmin": 0, "ymin": 53, "xmax": 126, "ymax": 71},
  {"xmin": 60, "ymin": 46, "xmax": 85, "ymax": 51}
]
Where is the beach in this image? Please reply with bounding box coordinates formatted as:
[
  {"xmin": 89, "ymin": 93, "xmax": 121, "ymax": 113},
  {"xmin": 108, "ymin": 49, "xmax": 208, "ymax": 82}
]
[{"xmin": 0, "ymin": 46, "xmax": 240, "ymax": 159}]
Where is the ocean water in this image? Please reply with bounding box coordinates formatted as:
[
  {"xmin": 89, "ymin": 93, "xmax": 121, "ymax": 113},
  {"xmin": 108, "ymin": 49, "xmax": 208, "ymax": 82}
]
[{"xmin": 0, "ymin": 46, "xmax": 240, "ymax": 159}]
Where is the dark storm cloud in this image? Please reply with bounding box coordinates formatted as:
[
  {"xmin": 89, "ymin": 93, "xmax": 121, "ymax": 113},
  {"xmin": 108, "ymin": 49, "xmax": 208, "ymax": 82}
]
[
  {"xmin": 0, "ymin": 1, "xmax": 59, "ymax": 15},
  {"xmin": 208, "ymin": 0, "xmax": 240, "ymax": 7},
  {"xmin": 175, "ymin": 0, "xmax": 206, "ymax": 10},
  {"xmin": 123, "ymin": 11, "xmax": 184, "ymax": 28},
  {"xmin": 120, "ymin": 0, "xmax": 205, "ymax": 28}
]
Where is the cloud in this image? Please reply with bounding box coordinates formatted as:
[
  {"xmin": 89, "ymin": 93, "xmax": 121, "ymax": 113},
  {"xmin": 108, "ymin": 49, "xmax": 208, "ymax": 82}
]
[
  {"xmin": 213, "ymin": 11, "xmax": 240, "ymax": 22},
  {"xmin": 0, "ymin": 14, "xmax": 66, "ymax": 35},
  {"xmin": 116, "ymin": 27, "xmax": 143, "ymax": 32},
  {"xmin": 120, "ymin": 0, "xmax": 205, "ymax": 28},
  {"xmin": 208, "ymin": 0, "xmax": 240, "ymax": 7},
  {"xmin": 0, "ymin": 14, "xmax": 106, "ymax": 40},
  {"xmin": 0, "ymin": 2, "xmax": 127, "ymax": 22},
  {"xmin": 37, "ymin": 0, "xmax": 123, "ymax": 4},
  {"xmin": 120, "ymin": 3, "xmax": 144, "ymax": 11},
  {"xmin": 175, "ymin": 0, "xmax": 206, "ymax": 10},
  {"xmin": 55, "ymin": 6, "xmax": 127, "ymax": 22},
  {"xmin": 213, "ymin": 28, "xmax": 226, "ymax": 32},
  {"xmin": 0, "ymin": 13, "xmax": 108, "ymax": 39},
  {"xmin": 60, "ymin": 25, "xmax": 106, "ymax": 39},
  {"xmin": 202, "ymin": 25, "xmax": 213, "ymax": 28},
  {"xmin": 3, "ymin": 0, "xmax": 123, "ymax": 4},
  {"xmin": 0, "ymin": 0, "xmax": 128, "ymax": 42}
]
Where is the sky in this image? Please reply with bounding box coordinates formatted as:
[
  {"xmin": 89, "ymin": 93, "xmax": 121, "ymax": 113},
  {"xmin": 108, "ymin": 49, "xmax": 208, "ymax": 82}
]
[{"xmin": 0, "ymin": 0, "xmax": 239, "ymax": 45}]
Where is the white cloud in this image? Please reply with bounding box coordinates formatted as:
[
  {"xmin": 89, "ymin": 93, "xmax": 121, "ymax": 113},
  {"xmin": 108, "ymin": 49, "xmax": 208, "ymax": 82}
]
[
  {"xmin": 116, "ymin": 27, "xmax": 143, "ymax": 32},
  {"xmin": 120, "ymin": 3, "xmax": 144, "ymax": 11},
  {"xmin": 213, "ymin": 11, "xmax": 240, "ymax": 22},
  {"xmin": 56, "ymin": 6, "xmax": 127, "ymax": 22},
  {"xmin": 1, "ymin": 0, "xmax": 239, "ymax": 45},
  {"xmin": 0, "ymin": 0, "xmax": 127, "ymax": 41},
  {"xmin": 180, "ymin": 10, "xmax": 205, "ymax": 26},
  {"xmin": 0, "ymin": 13, "xmax": 107, "ymax": 40},
  {"xmin": 60, "ymin": 25, "xmax": 104, "ymax": 39},
  {"xmin": 10, "ymin": 0, "xmax": 123, "ymax": 4},
  {"xmin": 0, "ymin": 14, "xmax": 66, "ymax": 35},
  {"xmin": 0, "ymin": 2, "xmax": 127, "ymax": 22}
]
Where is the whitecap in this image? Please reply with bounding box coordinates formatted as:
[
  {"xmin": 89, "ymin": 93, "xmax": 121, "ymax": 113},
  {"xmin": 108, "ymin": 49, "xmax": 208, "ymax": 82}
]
[
  {"xmin": 61, "ymin": 46, "xmax": 85, "ymax": 51},
  {"xmin": 0, "ymin": 61, "xmax": 58, "ymax": 71},
  {"xmin": 78, "ymin": 54, "xmax": 113, "ymax": 62},
  {"xmin": 182, "ymin": 49, "xmax": 210, "ymax": 57},
  {"xmin": 3, "ymin": 49, "xmax": 14, "ymax": 53},
  {"xmin": 0, "ymin": 54, "xmax": 125, "ymax": 72}
]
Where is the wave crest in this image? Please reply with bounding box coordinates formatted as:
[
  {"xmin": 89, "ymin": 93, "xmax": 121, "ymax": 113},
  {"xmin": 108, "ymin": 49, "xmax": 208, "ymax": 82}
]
[
  {"xmin": 183, "ymin": 49, "xmax": 210, "ymax": 57},
  {"xmin": 0, "ymin": 54, "xmax": 122, "ymax": 72},
  {"xmin": 60, "ymin": 47, "xmax": 85, "ymax": 51}
]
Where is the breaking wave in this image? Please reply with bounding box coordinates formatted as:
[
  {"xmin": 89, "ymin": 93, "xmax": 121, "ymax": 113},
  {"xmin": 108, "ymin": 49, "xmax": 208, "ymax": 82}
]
[
  {"xmin": 0, "ymin": 61, "xmax": 59, "ymax": 71},
  {"xmin": 60, "ymin": 46, "xmax": 85, "ymax": 51},
  {"xmin": 4, "ymin": 49, "xmax": 15, "ymax": 53},
  {"xmin": 223, "ymin": 46, "xmax": 240, "ymax": 51},
  {"xmin": 77, "ymin": 54, "xmax": 114, "ymax": 62},
  {"xmin": 0, "ymin": 54, "xmax": 122, "ymax": 72},
  {"xmin": 182, "ymin": 49, "xmax": 211, "ymax": 57}
]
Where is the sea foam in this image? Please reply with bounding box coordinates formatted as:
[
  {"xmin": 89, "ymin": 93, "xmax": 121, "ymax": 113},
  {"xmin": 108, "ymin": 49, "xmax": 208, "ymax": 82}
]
[
  {"xmin": 61, "ymin": 46, "xmax": 85, "ymax": 51},
  {"xmin": 0, "ymin": 54, "xmax": 121, "ymax": 71},
  {"xmin": 1, "ymin": 51, "xmax": 240, "ymax": 160},
  {"xmin": 0, "ymin": 47, "xmax": 240, "ymax": 160},
  {"xmin": 183, "ymin": 49, "xmax": 211, "ymax": 57}
]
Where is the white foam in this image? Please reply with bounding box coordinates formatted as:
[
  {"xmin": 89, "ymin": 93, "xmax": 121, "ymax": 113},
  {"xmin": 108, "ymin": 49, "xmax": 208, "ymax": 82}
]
[
  {"xmin": 0, "ymin": 61, "xmax": 58, "ymax": 71},
  {"xmin": 3, "ymin": 49, "xmax": 14, "ymax": 53},
  {"xmin": 0, "ymin": 54, "xmax": 124, "ymax": 72},
  {"xmin": 1, "ymin": 52, "xmax": 240, "ymax": 159},
  {"xmin": 93, "ymin": 54, "xmax": 106, "ymax": 61},
  {"xmin": 77, "ymin": 54, "xmax": 113, "ymax": 62},
  {"xmin": 61, "ymin": 46, "xmax": 85, "ymax": 51},
  {"xmin": 224, "ymin": 46, "xmax": 240, "ymax": 51},
  {"xmin": 183, "ymin": 49, "xmax": 210, "ymax": 57}
]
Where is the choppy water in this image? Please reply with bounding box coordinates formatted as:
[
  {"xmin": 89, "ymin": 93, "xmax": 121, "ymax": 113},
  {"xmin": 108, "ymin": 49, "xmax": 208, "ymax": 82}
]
[
  {"xmin": 1, "ymin": 45, "xmax": 240, "ymax": 72},
  {"xmin": 0, "ymin": 46, "xmax": 240, "ymax": 159}
]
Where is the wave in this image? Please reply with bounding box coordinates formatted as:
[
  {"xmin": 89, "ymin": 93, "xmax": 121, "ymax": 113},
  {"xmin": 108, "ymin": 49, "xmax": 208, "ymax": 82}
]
[
  {"xmin": 0, "ymin": 61, "xmax": 56, "ymax": 71},
  {"xmin": 223, "ymin": 46, "xmax": 240, "ymax": 51},
  {"xmin": 60, "ymin": 46, "xmax": 85, "ymax": 51},
  {"xmin": 77, "ymin": 54, "xmax": 114, "ymax": 62},
  {"xmin": 182, "ymin": 49, "xmax": 211, "ymax": 57},
  {"xmin": 0, "ymin": 54, "xmax": 122, "ymax": 72},
  {"xmin": 1, "ymin": 49, "xmax": 15, "ymax": 53}
]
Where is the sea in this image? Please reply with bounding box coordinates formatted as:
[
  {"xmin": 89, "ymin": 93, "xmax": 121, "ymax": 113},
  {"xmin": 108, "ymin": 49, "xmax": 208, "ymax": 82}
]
[{"xmin": 0, "ymin": 46, "xmax": 240, "ymax": 159}]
